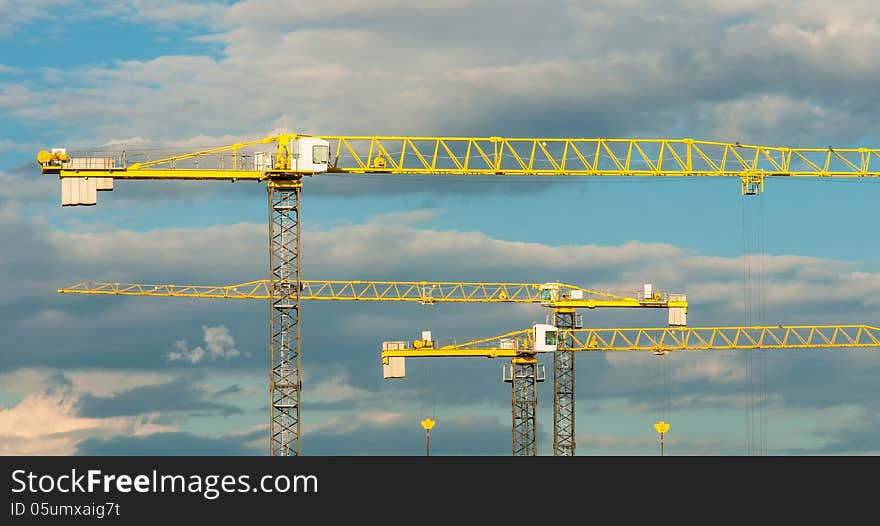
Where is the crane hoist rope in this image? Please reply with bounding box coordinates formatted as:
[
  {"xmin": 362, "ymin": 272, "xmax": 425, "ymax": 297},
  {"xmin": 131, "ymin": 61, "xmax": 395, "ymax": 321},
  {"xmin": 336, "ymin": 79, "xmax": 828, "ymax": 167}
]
[
  {"xmin": 758, "ymin": 196, "xmax": 769, "ymax": 456},
  {"xmin": 653, "ymin": 350, "xmax": 671, "ymax": 452},
  {"xmin": 741, "ymin": 192, "xmax": 770, "ymax": 455}
]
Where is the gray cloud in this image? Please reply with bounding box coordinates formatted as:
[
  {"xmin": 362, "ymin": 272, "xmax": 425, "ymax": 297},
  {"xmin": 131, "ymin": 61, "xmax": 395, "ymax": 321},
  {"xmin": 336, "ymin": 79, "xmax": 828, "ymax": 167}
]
[
  {"xmin": 6, "ymin": 1, "xmax": 880, "ymax": 156},
  {"xmin": 802, "ymin": 407, "xmax": 880, "ymax": 455},
  {"xmin": 43, "ymin": 370, "xmax": 73, "ymax": 396},
  {"xmin": 215, "ymin": 384, "xmax": 243, "ymax": 397},
  {"xmin": 303, "ymin": 415, "xmax": 510, "ymax": 455},
  {"xmin": 75, "ymin": 428, "xmax": 263, "ymax": 455},
  {"xmin": 76, "ymin": 376, "xmax": 242, "ymax": 418}
]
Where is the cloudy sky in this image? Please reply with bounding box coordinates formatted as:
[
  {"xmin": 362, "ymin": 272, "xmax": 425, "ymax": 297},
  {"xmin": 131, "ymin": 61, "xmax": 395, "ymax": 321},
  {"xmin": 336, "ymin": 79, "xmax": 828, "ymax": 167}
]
[{"xmin": 2, "ymin": 0, "xmax": 880, "ymax": 456}]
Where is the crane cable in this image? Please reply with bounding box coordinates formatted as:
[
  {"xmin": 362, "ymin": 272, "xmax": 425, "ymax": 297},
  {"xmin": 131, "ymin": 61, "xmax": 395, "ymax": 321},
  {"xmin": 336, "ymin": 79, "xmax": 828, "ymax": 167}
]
[
  {"xmin": 741, "ymin": 197, "xmax": 752, "ymax": 455},
  {"xmin": 742, "ymin": 194, "xmax": 769, "ymax": 456},
  {"xmin": 664, "ymin": 353, "xmax": 670, "ymax": 451},
  {"xmin": 758, "ymin": 196, "xmax": 769, "ymax": 456},
  {"xmin": 417, "ymin": 304, "xmax": 437, "ymax": 452},
  {"xmin": 653, "ymin": 348, "xmax": 671, "ymax": 454}
]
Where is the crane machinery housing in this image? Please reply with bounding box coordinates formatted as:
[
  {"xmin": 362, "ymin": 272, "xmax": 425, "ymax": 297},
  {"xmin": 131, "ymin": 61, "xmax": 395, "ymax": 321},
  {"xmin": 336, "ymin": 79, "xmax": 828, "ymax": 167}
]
[{"xmin": 38, "ymin": 134, "xmax": 880, "ymax": 455}]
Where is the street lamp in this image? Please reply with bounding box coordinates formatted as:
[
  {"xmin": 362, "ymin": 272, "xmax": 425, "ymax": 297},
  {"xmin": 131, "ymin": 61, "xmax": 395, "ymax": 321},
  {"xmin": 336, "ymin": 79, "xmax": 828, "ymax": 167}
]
[
  {"xmin": 421, "ymin": 418, "xmax": 436, "ymax": 456},
  {"xmin": 653, "ymin": 420, "xmax": 670, "ymax": 456}
]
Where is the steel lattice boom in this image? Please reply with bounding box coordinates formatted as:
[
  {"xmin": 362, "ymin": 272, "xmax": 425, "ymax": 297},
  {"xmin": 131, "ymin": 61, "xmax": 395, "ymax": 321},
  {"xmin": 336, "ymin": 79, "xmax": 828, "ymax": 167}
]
[
  {"xmin": 57, "ymin": 279, "xmax": 684, "ymax": 308},
  {"xmin": 40, "ymin": 135, "xmax": 880, "ymax": 193},
  {"xmin": 324, "ymin": 137, "xmax": 880, "ymax": 180},
  {"xmin": 383, "ymin": 325, "xmax": 880, "ymax": 359}
]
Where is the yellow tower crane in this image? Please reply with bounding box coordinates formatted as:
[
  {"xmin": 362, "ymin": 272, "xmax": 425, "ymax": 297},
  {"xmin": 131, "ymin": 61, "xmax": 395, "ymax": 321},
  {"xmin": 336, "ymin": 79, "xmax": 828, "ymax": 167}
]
[
  {"xmin": 38, "ymin": 134, "xmax": 880, "ymax": 456},
  {"xmin": 57, "ymin": 279, "xmax": 685, "ymax": 310},
  {"xmin": 381, "ymin": 324, "xmax": 880, "ymax": 455},
  {"xmin": 56, "ymin": 278, "xmax": 687, "ymax": 456}
]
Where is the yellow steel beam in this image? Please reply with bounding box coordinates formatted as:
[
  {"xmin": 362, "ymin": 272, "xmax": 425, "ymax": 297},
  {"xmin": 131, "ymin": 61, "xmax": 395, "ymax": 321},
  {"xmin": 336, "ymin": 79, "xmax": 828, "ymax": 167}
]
[
  {"xmin": 564, "ymin": 325, "xmax": 880, "ymax": 352},
  {"xmin": 38, "ymin": 133, "xmax": 302, "ymax": 181},
  {"xmin": 39, "ymin": 135, "xmax": 880, "ymax": 190},
  {"xmin": 384, "ymin": 348, "xmax": 524, "ymax": 359},
  {"xmin": 56, "ymin": 280, "xmax": 686, "ymax": 308},
  {"xmin": 382, "ymin": 325, "xmax": 880, "ymax": 360},
  {"xmin": 50, "ymin": 171, "xmax": 302, "ymax": 182},
  {"xmin": 323, "ymin": 137, "xmax": 880, "ymax": 179}
]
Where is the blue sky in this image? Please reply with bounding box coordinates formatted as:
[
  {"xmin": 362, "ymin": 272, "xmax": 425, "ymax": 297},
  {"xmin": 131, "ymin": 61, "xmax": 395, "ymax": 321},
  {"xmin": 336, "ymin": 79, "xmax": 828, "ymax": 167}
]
[{"xmin": 2, "ymin": 0, "xmax": 880, "ymax": 456}]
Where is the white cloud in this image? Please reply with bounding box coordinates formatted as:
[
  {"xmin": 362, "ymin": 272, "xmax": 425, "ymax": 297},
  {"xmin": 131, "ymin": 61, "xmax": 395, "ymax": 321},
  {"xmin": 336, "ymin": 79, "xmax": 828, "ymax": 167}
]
[
  {"xmin": 167, "ymin": 324, "xmax": 247, "ymax": 364},
  {"xmin": 303, "ymin": 410, "xmax": 406, "ymax": 436},
  {"xmin": 0, "ymin": 139, "xmax": 41, "ymax": 153},
  {"xmin": 0, "ymin": 169, "xmax": 56, "ymax": 200},
  {"xmin": 310, "ymin": 373, "xmax": 376, "ymax": 404},
  {"xmin": 0, "ymin": 1, "xmax": 219, "ymax": 36},
  {"xmin": 367, "ymin": 209, "xmax": 445, "ymax": 226},
  {"xmin": 126, "ymin": 0, "xmax": 225, "ymax": 23},
  {"xmin": 672, "ymin": 357, "xmax": 747, "ymax": 384},
  {"xmin": 0, "ymin": 392, "xmax": 119, "ymax": 455},
  {"xmin": 0, "ymin": 371, "xmax": 178, "ymax": 455},
  {"xmin": 575, "ymin": 433, "xmax": 659, "ymax": 450},
  {"xmin": 0, "ymin": 84, "xmax": 32, "ymax": 109},
  {"xmin": 6, "ymin": 0, "xmax": 880, "ymax": 146},
  {"xmin": 0, "ymin": 367, "xmax": 171, "ymax": 398},
  {"xmin": 0, "ymin": 0, "xmax": 75, "ymax": 35}
]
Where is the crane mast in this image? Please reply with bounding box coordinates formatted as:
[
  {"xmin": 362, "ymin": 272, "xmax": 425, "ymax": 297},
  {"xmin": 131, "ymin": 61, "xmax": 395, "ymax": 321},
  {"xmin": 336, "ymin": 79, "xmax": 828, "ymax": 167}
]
[
  {"xmin": 268, "ymin": 182, "xmax": 302, "ymax": 456},
  {"xmin": 553, "ymin": 308, "xmax": 578, "ymax": 456},
  {"xmin": 38, "ymin": 133, "xmax": 880, "ymax": 456}
]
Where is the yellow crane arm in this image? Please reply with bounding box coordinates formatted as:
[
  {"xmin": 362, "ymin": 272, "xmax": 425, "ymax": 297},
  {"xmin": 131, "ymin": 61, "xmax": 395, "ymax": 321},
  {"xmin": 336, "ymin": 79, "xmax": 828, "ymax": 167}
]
[
  {"xmin": 56, "ymin": 279, "xmax": 687, "ymax": 308},
  {"xmin": 323, "ymin": 137, "xmax": 880, "ymax": 179},
  {"xmin": 37, "ymin": 135, "xmax": 880, "ymax": 194},
  {"xmin": 381, "ymin": 324, "xmax": 880, "ymax": 361}
]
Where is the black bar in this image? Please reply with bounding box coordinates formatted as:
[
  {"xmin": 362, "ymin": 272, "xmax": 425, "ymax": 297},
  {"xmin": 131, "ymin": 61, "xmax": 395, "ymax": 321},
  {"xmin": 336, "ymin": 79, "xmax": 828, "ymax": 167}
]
[{"xmin": 1, "ymin": 456, "xmax": 872, "ymax": 522}]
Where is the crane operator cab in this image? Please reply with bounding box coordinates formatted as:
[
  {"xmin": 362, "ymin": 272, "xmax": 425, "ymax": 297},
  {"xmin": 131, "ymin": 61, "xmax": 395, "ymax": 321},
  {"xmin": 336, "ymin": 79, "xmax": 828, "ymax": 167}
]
[
  {"xmin": 538, "ymin": 283, "xmax": 585, "ymax": 305},
  {"xmin": 288, "ymin": 137, "xmax": 330, "ymax": 173},
  {"xmin": 533, "ymin": 323, "xmax": 558, "ymax": 352},
  {"xmin": 254, "ymin": 137, "xmax": 330, "ymax": 174},
  {"xmin": 539, "ymin": 283, "xmax": 559, "ymax": 303}
]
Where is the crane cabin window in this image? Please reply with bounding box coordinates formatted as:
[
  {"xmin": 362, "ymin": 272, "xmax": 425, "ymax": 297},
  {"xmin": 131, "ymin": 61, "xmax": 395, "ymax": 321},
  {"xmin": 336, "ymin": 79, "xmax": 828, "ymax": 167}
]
[
  {"xmin": 545, "ymin": 330, "xmax": 557, "ymax": 346},
  {"xmin": 312, "ymin": 145, "xmax": 329, "ymax": 164}
]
